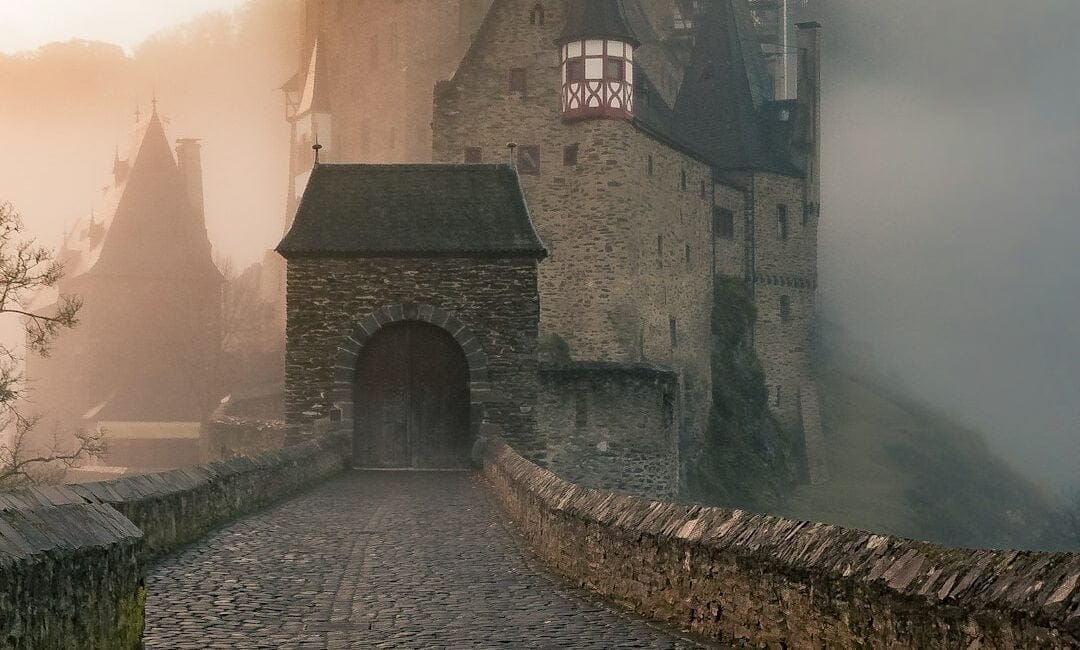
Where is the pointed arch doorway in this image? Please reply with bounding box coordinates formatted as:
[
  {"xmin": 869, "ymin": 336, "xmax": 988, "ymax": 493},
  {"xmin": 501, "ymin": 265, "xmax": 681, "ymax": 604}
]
[{"xmin": 352, "ymin": 321, "xmax": 471, "ymax": 469}]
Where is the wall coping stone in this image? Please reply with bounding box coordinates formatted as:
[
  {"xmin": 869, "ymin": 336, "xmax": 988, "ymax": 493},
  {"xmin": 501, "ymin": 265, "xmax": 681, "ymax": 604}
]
[{"xmin": 482, "ymin": 438, "xmax": 1080, "ymax": 647}]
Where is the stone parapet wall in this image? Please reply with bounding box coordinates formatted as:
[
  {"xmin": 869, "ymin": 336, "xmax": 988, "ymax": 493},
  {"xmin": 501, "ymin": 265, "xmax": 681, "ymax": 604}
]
[
  {"xmin": 0, "ymin": 499, "xmax": 145, "ymax": 649},
  {"xmin": 200, "ymin": 415, "xmax": 287, "ymax": 463},
  {"xmin": 0, "ymin": 432, "xmax": 350, "ymax": 648},
  {"xmin": 82, "ymin": 431, "xmax": 350, "ymax": 558},
  {"xmin": 482, "ymin": 439, "xmax": 1080, "ymax": 648}
]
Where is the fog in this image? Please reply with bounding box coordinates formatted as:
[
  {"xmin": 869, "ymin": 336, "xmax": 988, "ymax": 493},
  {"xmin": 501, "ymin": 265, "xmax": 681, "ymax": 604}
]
[
  {"xmin": 0, "ymin": 0, "xmax": 300, "ymax": 269},
  {"xmin": 797, "ymin": 0, "xmax": 1080, "ymax": 490},
  {"xmin": 0, "ymin": 0, "xmax": 1076, "ymax": 490}
]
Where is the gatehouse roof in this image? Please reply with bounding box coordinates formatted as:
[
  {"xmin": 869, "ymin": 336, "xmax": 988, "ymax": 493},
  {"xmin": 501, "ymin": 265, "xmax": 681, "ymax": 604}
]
[{"xmin": 277, "ymin": 164, "xmax": 547, "ymax": 259}]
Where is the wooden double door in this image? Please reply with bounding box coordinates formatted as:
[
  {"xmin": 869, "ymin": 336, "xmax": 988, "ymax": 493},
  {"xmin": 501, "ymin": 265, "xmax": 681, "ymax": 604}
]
[{"xmin": 353, "ymin": 322, "xmax": 471, "ymax": 468}]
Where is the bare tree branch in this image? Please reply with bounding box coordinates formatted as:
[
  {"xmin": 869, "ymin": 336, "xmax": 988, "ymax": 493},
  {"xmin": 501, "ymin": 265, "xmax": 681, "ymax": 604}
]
[{"xmin": 0, "ymin": 201, "xmax": 91, "ymax": 487}]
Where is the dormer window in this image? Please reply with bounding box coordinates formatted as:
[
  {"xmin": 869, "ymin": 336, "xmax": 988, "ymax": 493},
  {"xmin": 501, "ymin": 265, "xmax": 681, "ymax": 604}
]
[{"xmin": 560, "ymin": 39, "xmax": 635, "ymax": 121}]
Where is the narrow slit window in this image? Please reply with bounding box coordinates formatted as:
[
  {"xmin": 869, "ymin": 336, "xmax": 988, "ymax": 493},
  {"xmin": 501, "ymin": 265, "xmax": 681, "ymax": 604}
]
[
  {"xmin": 780, "ymin": 295, "xmax": 792, "ymax": 322},
  {"xmin": 714, "ymin": 207, "xmax": 735, "ymax": 240},
  {"xmin": 777, "ymin": 204, "xmax": 789, "ymax": 240},
  {"xmin": 509, "ymin": 68, "xmax": 528, "ymax": 93},
  {"xmin": 563, "ymin": 143, "xmax": 579, "ymax": 166},
  {"xmin": 669, "ymin": 317, "xmax": 678, "ymax": 348}
]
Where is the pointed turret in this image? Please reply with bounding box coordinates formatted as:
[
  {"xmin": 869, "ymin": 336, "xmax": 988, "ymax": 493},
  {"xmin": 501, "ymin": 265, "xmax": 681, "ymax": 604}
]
[
  {"xmin": 93, "ymin": 102, "xmax": 221, "ymax": 283},
  {"xmin": 112, "ymin": 146, "xmax": 130, "ymax": 186},
  {"xmin": 557, "ymin": 0, "xmax": 639, "ymax": 122},
  {"xmin": 291, "ymin": 37, "xmax": 334, "ymax": 169},
  {"xmin": 672, "ymin": 0, "xmax": 786, "ymax": 172},
  {"xmin": 296, "ymin": 38, "xmax": 331, "ymax": 118}
]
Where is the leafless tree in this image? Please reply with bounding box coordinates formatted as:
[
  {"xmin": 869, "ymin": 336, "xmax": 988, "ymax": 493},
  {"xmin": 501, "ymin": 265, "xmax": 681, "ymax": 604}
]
[{"xmin": 0, "ymin": 201, "xmax": 98, "ymax": 487}]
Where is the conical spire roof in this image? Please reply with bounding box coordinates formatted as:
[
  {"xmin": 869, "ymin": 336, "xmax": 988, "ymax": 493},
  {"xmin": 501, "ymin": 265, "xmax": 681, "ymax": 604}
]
[
  {"xmin": 672, "ymin": 0, "xmax": 788, "ymax": 172},
  {"xmin": 91, "ymin": 104, "xmax": 221, "ymax": 282},
  {"xmin": 558, "ymin": 0, "xmax": 639, "ymax": 46},
  {"xmin": 297, "ymin": 38, "xmax": 331, "ymax": 117}
]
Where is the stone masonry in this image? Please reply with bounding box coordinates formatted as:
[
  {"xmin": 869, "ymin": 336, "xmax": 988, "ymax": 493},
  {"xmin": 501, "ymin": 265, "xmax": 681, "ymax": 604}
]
[
  {"xmin": 537, "ymin": 363, "xmax": 680, "ymax": 500},
  {"xmin": 483, "ymin": 438, "xmax": 1080, "ymax": 649},
  {"xmin": 284, "ymin": 258, "xmax": 543, "ymax": 455}
]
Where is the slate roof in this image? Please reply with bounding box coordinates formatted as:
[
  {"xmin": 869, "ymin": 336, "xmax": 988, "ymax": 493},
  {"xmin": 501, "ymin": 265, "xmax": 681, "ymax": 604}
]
[
  {"xmin": 558, "ymin": 0, "xmax": 640, "ymax": 46},
  {"xmin": 670, "ymin": 0, "xmax": 797, "ymax": 174},
  {"xmin": 277, "ymin": 164, "xmax": 547, "ymax": 259}
]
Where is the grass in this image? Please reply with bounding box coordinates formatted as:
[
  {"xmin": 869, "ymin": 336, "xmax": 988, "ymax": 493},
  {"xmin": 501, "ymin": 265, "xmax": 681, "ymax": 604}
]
[{"xmin": 779, "ymin": 369, "xmax": 1070, "ymax": 550}]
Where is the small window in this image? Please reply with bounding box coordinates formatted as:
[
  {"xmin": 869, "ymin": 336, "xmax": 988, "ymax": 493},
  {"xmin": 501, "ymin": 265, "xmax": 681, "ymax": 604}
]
[
  {"xmin": 657, "ymin": 235, "xmax": 664, "ymax": 267},
  {"xmin": 529, "ymin": 3, "xmax": 545, "ymax": 25},
  {"xmin": 780, "ymin": 295, "xmax": 792, "ymax": 322},
  {"xmin": 714, "ymin": 207, "xmax": 735, "ymax": 240},
  {"xmin": 566, "ymin": 58, "xmax": 585, "ymax": 82},
  {"xmin": 509, "ymin": 68, "xmax": 527, "ymax": 93},
  {"xmin": 662, "ymin": 393, "xmax": 675, "ymax": 427},
  {"xmin": 700, "ymin": 180, "xmax": 707, "ymax": 199},
  {"xmin": 669, "ymin": 317, "xmax": 678, "ymax": 348},
  {"xmin": 604, "ymin": 58, "xmax": 624, "ymax": 81},
  {"xmin": 563, "ymin": 143, "xmax": 579, "ymax": 166},
  {"xmin": 774, "ymin": 385, "xmax": 782, "ymax": 408},
  {"xmin": 464, "ymin": 147, "xmax": 482, "ymax": 164},
  {"xmin": 516, "ymin": 144, "xmax": 541, "ymax": 175},
  {"xmin": 680, "ymin": 169, "xmax": 687, "ymax": 191},
  {"xmin": 647, "ymin": 154, "xmax": 654, "ymax": 176},
  {"xmin": 777, "ymin": 204, "xmax": 789, "ymax": 240},
  {"xmin": 685, "ymin": 244, "xmax": 691, "ymax": 266},
  {"xmin": 575, "ymin": 390, "xmax": 588, "ymax": 428},
  {"xmin": 803, "ymin": 202, "xmax": 814, "ymax": 226}
]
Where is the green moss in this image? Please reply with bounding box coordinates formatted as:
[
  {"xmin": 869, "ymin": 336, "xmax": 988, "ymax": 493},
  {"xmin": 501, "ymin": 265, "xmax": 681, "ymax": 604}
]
[{"xmin": 686, "ymin": 277, "xmax": 801, "ymax": 510}]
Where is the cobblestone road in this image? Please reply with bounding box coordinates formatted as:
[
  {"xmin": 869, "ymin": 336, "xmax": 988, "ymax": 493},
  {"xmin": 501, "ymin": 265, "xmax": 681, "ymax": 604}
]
[{"xmin": 144, "ymin": 471, "xmax": 713, "ymax": 648}]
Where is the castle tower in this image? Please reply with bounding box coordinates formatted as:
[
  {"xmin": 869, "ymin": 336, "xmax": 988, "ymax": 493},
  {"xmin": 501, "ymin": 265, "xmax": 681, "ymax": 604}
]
[
  {"xmin": 27, "ymin": 103, "xmax": 223, "ymax": 470},
  {"xmin": 281, "ymin": 0, "xmax": 493, "ymax": 231},
  {"xmin": 558, "ymin": 0, "xmax": 639, "ymax": 121}
]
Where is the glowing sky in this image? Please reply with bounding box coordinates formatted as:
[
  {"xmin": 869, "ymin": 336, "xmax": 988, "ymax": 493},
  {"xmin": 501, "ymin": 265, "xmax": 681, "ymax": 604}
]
[{"xmin": 0, "ymin": 0, "xmax": 251, "ymax": 54}]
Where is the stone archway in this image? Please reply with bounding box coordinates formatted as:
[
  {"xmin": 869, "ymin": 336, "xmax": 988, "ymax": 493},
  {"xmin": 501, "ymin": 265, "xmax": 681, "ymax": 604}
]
[{"xmin": 331, "ymin": 303, "xmax": 491, "ymax": 467}]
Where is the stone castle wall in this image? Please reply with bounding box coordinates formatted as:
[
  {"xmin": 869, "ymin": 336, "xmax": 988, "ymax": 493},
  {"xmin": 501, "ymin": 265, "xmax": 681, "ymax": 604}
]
[
  {"xmin": 747, "ymin": 172, "xmax": 818, "ymax": 430},
  {"xmin": 284, "ymin": 257, "xmax": 542, "ymax": 455},
  {"xmin": 536, "ymin": 363, "xmax": 679, "ymax": 499},
  {"xmin": 0, "ymin": 432, "xmax": 351, "ymax": 648},
  {"xmin": 482, "ymin": 439, "xmax": 1080, "ymax": 649},
  {"xmin": 432, "ymin": 0, "xmax": 717, "ymax": 469}
]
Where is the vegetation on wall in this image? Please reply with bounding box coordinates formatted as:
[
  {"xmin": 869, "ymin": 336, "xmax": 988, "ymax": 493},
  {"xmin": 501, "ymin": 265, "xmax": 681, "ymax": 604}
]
[{"xmin": 686, "ymin": 277, "xmax": 802, "ymax": 510}]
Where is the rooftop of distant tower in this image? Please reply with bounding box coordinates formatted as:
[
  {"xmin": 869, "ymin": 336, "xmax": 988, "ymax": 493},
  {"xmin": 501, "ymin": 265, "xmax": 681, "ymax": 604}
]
[{"xmin": 277, "ymin": 164, "xmax": 547, "ymax": 259}]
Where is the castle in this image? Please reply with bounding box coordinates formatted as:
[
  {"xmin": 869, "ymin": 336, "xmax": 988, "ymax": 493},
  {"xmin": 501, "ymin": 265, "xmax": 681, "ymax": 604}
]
[
  {"xmin": 26, "ymin": 104, "xmax": 223, "ymax": 470},
  {"xmin": 282, "ymin": 0, "xmax": 823, "ymax": 498}
]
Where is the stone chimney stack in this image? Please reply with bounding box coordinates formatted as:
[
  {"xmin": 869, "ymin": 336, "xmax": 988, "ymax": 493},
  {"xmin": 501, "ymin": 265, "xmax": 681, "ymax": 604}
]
[
  {"xmin": 175, "ymin": 138, "xmax": 205, "ymax": 222},
  {"xmin": 796, "ymin": 22, "xmax": 822, "ymax": 212}
]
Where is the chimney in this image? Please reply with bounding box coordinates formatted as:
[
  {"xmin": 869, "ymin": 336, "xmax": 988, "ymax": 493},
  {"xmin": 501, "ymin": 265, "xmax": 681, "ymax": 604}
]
[
  {"xmin": 796, "ymin": 22, "xmax": 822, "ymax": 212},
  {"xmin": 175, "ymin": 138, "xmax": 205, "ymax": 222}
]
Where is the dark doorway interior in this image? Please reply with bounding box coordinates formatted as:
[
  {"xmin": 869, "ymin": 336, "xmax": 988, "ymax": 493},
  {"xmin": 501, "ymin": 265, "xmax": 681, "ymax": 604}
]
[{"xmin": 353, "ymin": 322, "xmax": 471, "ymax": 468}]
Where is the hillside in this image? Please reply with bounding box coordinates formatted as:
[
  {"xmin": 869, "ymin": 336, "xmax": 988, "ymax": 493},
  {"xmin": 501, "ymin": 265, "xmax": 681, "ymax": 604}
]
[{"xmin": 779, "ymin": 370, "xmax": 1070, "ymax": 551}]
